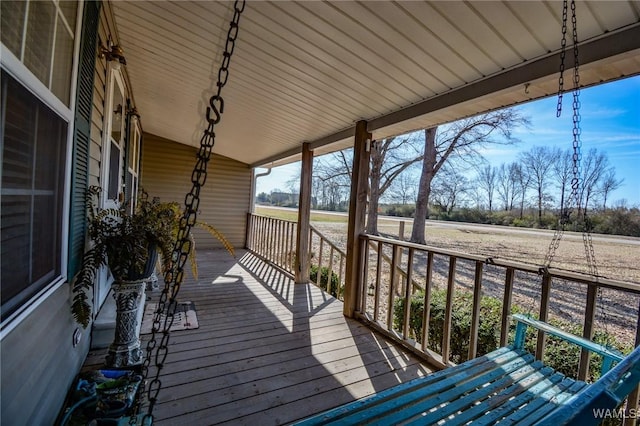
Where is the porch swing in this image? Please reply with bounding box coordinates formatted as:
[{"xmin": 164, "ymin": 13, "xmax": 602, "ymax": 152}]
[{"xmin": 296, "ymin": 1, "xmax": 640, "ymax": 425}]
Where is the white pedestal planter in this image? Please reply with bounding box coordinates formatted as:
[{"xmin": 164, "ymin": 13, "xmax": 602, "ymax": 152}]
[{"xmin": 105, "ymin": 278, "xmax": 147, "ymax": 367}]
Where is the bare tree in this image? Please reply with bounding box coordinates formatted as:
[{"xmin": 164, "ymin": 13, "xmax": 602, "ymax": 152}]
[
  {"xmin": 385, "ymin": 172, "xmax": 418, "ymax": 205},
  {"xmin": 578, "ymin": 148, "xmax": 608, "ymax": 215},
  {"xmin": 519, "ymin": 146, "xmax": 557, "ymax": 224},
  {"xmin": 599, "ymin": 168, "xmax": 624, "ymax": 210},
  {"xmin": 513, "ymin": 162, "xmax": 530, "ymax": 219},
  {"xmin": 313, "ymin": 152, "xmax": 352, "ymax": 210},
  {"xmin": 496, "ymin": 162, "xmax": 522, "ymax": 211},
  {"xmin": 367, "ymin": 136, "xmax": 423, "ymax": 234},
  {"xmin": 476, "ymin": 164, "xmax": 497, "ymax": 212},
  {"xmin": 431, "ymin": 166, "xmax": 470, "ymax": 214},
  {"xmin": 552, "ymin": 149, "xmax": 573, "ymax": 213},
  {"xmin": 411, "ymin": 109, "xmax": 528, "ymax": 244}
]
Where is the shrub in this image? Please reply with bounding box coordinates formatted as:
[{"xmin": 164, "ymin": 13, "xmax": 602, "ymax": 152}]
[
  {"xmin": 382, "ymin": 204, "xmax": 415, "ymax": 218},
  {"xmin": 512, "ymin": 217, "xmax": 535, "ymax": 228},
  {"xmin": 310, "ymin": 264, "xmax": 342, "ymax": 298},
  {"xmin": 393, "ymin": 289, "xmax": 503, "ymax": 363},
  {"xmin": 393, "ymin": 289, "xmax": 626, "ymax": 380}
]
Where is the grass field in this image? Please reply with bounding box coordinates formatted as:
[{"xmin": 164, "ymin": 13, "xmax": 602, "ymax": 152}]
[{"xmin": 255, "ymin": 205, "xmax": 640, "ymax": 345}]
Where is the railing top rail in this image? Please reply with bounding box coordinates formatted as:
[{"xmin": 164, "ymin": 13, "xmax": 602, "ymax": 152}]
[
  {"xmin": 361, "ymin": 233, "xmax": 640, "ymax": 294},
  {"xmin": 249, "ymin": 212, "xmax": 298, "ymax": 225},
  {"xmin": 310, "ymin": 225, "xmax": 347, "ymax": 257}
]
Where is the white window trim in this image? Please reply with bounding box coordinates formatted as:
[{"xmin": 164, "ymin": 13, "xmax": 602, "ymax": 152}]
[
  {"xmin": 0, "ymin": 1, "xmax": 84, "ymax": 337},
  {"xmin": 95, "ymin": 63, "xmax": 127, "ymax": 308},
  {"xmin": 100, "ymin": 63, "xmax": 126, "ymax": 209}
]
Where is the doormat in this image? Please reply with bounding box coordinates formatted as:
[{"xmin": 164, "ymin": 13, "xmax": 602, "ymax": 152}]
[{"xmin": 140, "ymin": 301, "xmax": 199, "ymax": 334}]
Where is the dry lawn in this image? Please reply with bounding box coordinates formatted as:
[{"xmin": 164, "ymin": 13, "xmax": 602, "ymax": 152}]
[{"xmin": 313, "ymin": 218, "xmax": 640, "ymax": 347}]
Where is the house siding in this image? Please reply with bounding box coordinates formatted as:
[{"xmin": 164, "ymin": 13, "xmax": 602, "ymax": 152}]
[
  {"xmin": 140, "ymin": 134, "xmax": 252, "ymax": 250},
  {"xmin": 1, "ymin": 2, "xmax": 139, "ymax": 423},
  {"xmin": 0, "ymin": 286, "xmax": 91, "ymax": 425}
]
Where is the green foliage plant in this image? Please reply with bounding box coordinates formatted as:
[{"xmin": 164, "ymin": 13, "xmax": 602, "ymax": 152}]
[
  {"xmin": 310, "ymin": 264, "xmax": 342, "ymax": 299},
  {"xmin": 71, "ymin": 186, "xmax": 234, "ymax": 328},
  {"xmin": 393, "ymin": 289, "xmax": 626, "ymax": 380}
]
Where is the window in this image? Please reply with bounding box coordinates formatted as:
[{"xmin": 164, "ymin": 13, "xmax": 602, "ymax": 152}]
[
  {"xmin": 102, "ymin": 67, "xmax": 126, "ymax": 208},
  {"xmin": 0, "ymin": 0, "xmax": 78, "ymax": 105},
  {"xmin": 125, "ymin": 114, "xmax": 141, "ymax": 213},
  {"xmin": 1, "ymin": 71, "xmax": 67, "ymax": 320}
]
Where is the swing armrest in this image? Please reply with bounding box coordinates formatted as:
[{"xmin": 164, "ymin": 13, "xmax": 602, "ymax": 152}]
[
  {"xmin": 511, "ymin": 314, "xmax": 624, "ymax": 364},
  {"xmin": 535, "ymin": 343, "xmax": 640, "ymax": 426}
]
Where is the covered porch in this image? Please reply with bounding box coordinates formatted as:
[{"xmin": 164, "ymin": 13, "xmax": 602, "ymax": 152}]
[
  {"xmin": 3, "ymin": 0, "xmax": 640, "ymax": 424},
  {"xmin": 84, "ymin": 249, "xmax": 433, "ymax": 424}
]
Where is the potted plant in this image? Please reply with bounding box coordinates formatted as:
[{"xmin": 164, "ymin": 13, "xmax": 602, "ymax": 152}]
[{"xmin": 71, "ymin": 186, "xmax": 232, "ymax": 366}]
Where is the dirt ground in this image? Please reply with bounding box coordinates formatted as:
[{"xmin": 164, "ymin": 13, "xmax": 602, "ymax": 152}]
[{"xmin": 311, "ymin": 219, "xmax": 640, "ymax": 347}]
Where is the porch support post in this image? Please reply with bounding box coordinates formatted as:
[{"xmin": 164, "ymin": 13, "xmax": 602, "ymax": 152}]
[
  {"xmin": 344, "ymin": 120, "xmax": 371, "ymax": 317},
  {"xmin": 295, "ymin": 142, "xmax": 313, "ymax": 284}
]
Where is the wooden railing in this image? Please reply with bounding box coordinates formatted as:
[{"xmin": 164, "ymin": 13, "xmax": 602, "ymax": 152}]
[
  {"xmin": 248, "ymin": 215, "xmax": 639, "ymax": 420},
  {"xmin": 309, "ymin": 225, "xmax": 347, "ymax": 300},
  {"xmin": 245, "ymin": 214, "xmax": 346, "ymax": 299},
  {"xmin": 357, "ymin": 233, "xmax": 640, "ymax": 381},
  {"xmin": 246, "ymin": 213, "xmax": 297, "ymax": 275}
]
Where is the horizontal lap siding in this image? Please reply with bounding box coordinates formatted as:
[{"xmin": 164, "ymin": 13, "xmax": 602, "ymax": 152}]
[
  {"xmin": 0, "ymin": 286, "xmax": 90, "ymax": 425},
  {"xmin": 140, "ymin": 134, "xmax": 251, "ymax": 250},
  {"xmin": 2, "ymin": 2, "xmax": 103, "ymax": 424}
]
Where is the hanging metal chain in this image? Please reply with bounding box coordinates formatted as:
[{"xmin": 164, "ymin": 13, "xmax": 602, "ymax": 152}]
[
  {"xmin": 543, "ymin": 1, "xmax": 605, "ymax": 337},
  {"xmin": 544, "ymin": 0, "xmax": 572, "ymax": 268},
  {"xmin": 133, "ymin": 2, "xmax": 246, "ymax": 424},
  {"xmin": 555, "ymin": 0, "xmax": 569, "ymax": 118}
]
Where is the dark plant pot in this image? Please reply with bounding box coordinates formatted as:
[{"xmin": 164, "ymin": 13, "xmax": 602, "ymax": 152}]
[{"xmin": 124, "ymin": 245, "xmax": 158, "ymax": 281}]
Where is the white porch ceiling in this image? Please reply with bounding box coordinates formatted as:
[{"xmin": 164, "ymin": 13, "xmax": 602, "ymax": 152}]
[{"xmin": 112, "ymin": 1, "xmax": 640, "ymax": 168}]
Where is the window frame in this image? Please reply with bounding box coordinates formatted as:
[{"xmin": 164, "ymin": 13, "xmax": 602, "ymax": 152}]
[
  {"xmin": 0, "ymin": 1, "xmax": 83, "ymax": 335},
  {"xmin": 101, "ymin": 64, "xmax": 126, "ymax": 210},
  {"xmin": 125, "ymin": 113, "xmax": 141, "ymax": 214}
]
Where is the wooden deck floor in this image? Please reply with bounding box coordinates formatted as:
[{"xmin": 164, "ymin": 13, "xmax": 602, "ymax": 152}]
[{"xmin": 86, "ymin": 249, "xmax": 433, "ymax": 425}]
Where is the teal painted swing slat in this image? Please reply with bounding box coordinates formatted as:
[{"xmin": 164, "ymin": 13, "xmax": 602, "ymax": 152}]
[{"xmin": 295, "ymin": 314, "xmax": 640, "ymax": 425}]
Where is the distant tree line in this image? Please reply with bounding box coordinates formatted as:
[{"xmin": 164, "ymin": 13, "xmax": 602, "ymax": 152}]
[{"xmin": 258, "ymin": 107, "xmax": 637, "ymax": 237}]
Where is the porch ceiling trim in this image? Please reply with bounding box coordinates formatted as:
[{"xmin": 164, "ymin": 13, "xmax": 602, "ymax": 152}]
[{"xmin": 250, "ymin": 24, "xmax": 640, "ymax": 169}]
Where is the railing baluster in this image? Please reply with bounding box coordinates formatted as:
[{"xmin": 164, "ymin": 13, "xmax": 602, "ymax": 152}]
[
  {"xmin": 403, "ymin": 247, "xmax": 415, "ymax": 339},
  {"xmin": 284, "ymin": 222, "xmax": 290, "ymax": 271},
  {"xmin": 268, "ymin": 218, "xmax": 274, "ymax": 261},
  {"xmin": 374, "ymin": 241, "xmax": 383, "ymax": 323},
  {"xmin": 278, "ymin": 219, "xmax": 283, "ymax": 266},
  {"xmin": 387, "ymin": 243, "xmax": 398, "ymax": 330},
  {"xmin": 290, "ymin": 222, "xmax": 296, "ymax": 272},
  {"xmin": 281, "ymin": 221, "xmax": 287, "ymax": 269},
  {"xmin": 257, "ymin": 216, "xmax": 263, "ymax": 255},
  {"xmin": 624, "ymin": 297, "xmax": 640, "ymax": 426},
  {"xmin": 308, "ymin": 228, "xmax": 314, "ymax": 269},
  {"xmin": 259, "ymin": 216, "xmax": 264, "ymax": 257},
  {"xmin": 286, "ymin": 221, "xmax": 292, "ymax": 272},
  {"xmin": 278, "ymin": 220, "xmax": 284, "ymax": 267},
  {"xmin": 359, "ymin": 237, "xmax": 369, "ymax": 313},
  {"xmin": 500, "ymin": 268, "xmax": 515, "ymax": 347},
  {"xmin": 422, "ymin": 251, "xmax": 434, "ymax": 352},
  {"xmin": 442, "ymin": 256, "xmax": 457, "ymax": 364},
  {"xmin": 536, "ymin": 273, "xmax": 552, "ymax": 360},
  {"xmin": 578, "ymin": 284, "xmax": 598, "ymax": 380},
  {"xmin": 468, "ymin": 260, "xmax": 484, "ymax": 360},
  {"xmin": 329, "ymin": 246, "xmax": 335, "ymax": 296},
  {"xmin": 317, "ymin": 238, "xmax": 324, "ymax": 289},
  {"xmin": 394, "ymin": 240, "xmax": 403, "ymax": 297},
  {"xmin": 339, "ymin": 254, "xmax": 345, "ymax": 294}
]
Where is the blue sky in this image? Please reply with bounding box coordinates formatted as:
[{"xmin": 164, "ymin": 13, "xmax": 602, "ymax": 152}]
[{"xmin": 256, "ymin": 75, "xmax": 639, "ymax": 206}]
